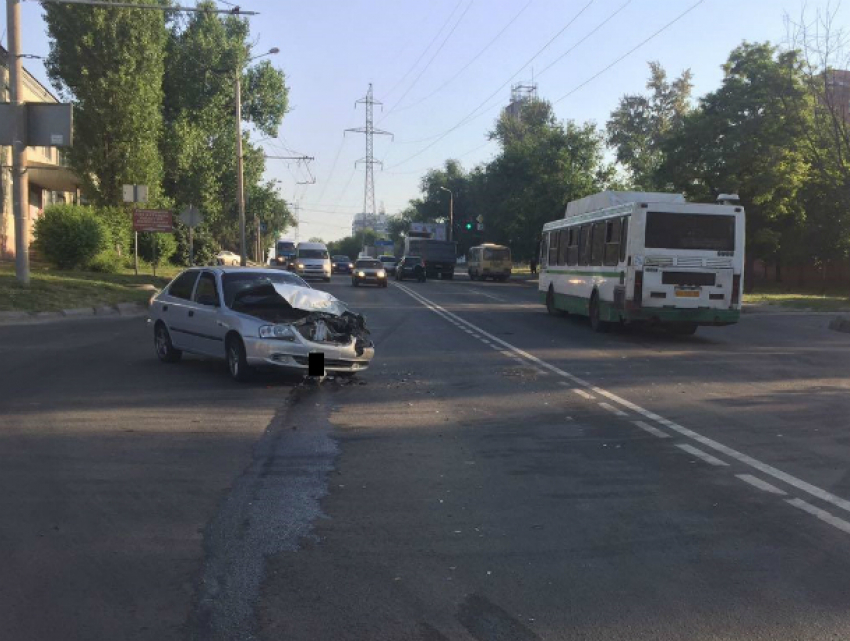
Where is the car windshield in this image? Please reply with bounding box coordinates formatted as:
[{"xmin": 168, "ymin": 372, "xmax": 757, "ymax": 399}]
[
  {"xmin": 379, "ymin": 256, "xmax": 396, "ymax": 263},
  {"xmin": 356, "ymin": 260, "xmax": 382, "ymax": 268},
  {"xmin": 221, "ymin": 272, "xmax": 310, "ymax": 307},
  {"xmin": 298, "ymin": 249, "xmax": 329, "ymax": 259},
  {"xmin": 333, "ymin": 256, "xmax": 350, "ymax": 262},
  {"xmin": 404, "ymin": 256, "xmax": 423, "ymax": 264}
]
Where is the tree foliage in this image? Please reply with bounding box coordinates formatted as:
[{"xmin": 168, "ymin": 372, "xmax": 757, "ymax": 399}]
[{"xmin": 43, "ymin": 0, "xmax": 168, "ymax": 205}]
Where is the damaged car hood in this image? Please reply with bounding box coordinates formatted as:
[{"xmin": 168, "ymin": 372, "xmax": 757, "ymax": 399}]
[{"xmin": 270, "ymin": 283, "xmax": 349, "ymax": 316}]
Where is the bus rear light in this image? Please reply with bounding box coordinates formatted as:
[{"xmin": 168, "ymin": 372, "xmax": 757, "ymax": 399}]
[
  {"xmin": 633, "ymin": 270, "xmax": 643, "ymax": 307},
  {"xmin": 731, "ymin": 274, "xmax": 741, "ymax": 305}
]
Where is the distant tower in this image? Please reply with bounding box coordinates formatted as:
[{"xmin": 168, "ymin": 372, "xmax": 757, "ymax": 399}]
[
  {"xmin": 505, "ymin": 81, "xmax": 538, "ymax": 119},
  {"xmin": 346, "ymin": 84, "xmax": 393, "ymax": 221}
]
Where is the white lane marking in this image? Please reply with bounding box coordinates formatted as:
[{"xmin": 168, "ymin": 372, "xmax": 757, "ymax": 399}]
[
  {"xmin": 787, "ymin": 498, "xmax": 850, "ymax": 535},
  {"xmin": 599, "ymin": 402, "xmax": 628, "ymax": 417},
  {"xmin": 392, "ymin": 282, "xmax": 850, "ymax": 515},
  {"xmin": 676, "ymin": 444, "xmax": 729, "ymax": 467},
  {"xmin": 573, "ymin": 389, "xmax": 595, "ymax": 400},
  {"xmin": 736, "ymin": 474, "xmax": 787, "ymax": 495},
  {"xmin": 633, "ymin": 421, "xmax": 671, "ymax": 439}
]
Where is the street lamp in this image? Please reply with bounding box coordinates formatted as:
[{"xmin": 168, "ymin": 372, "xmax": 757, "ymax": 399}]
[
  {"xmin": 236, "ymin": 47, "xmax": 279, "ymax": 266},
  {"xmin": 439, "ymin": 186, "xmax": 453, "ymax": 243}
]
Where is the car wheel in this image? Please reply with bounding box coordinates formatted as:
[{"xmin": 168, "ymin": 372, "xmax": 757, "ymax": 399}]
[
  {"xmin": 589, "ymin": 293, "xmax": 609, "ymax": 333},
  {"xmin": 154, "ymin": 322, "xmax": 182, "ymax": 363},
  {"xmin": 226, "ymin": 335, "xmax": 252, "ymax": 382}
]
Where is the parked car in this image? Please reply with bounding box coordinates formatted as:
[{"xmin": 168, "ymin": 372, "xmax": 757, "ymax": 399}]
[
  {"xmin": 149, "ymin": 267, "xmax": 374, "ymax": 381},
  {"xmin": 378, "ymin": 254, "xmax": 398, "ymax": 275},
  {"xmin": 396, "ymin": 255, "xmax": 426, "ymax": 282},
  {"xmin": 352, "ymin": 259, "xmax": 388, "ymax": 287},
  {"xmin": 332, "ymin": 255, "xmax": 354, "ymax": 274},
  {"xmin": 295, "ymin": 241, "xmax": 331, "ymax": 281},
  {"xmin": 216, "ymin": 250, "xmax": 240, "ymax": 266}
]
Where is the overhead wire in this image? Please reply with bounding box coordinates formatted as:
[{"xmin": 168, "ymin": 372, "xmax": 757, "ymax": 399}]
[
  {"xmin": 387, "ymin": 0, "xmax": 534, "ymax": 118},
  {"xmin": 382, "ymin": 0, "xmax": 465, "ymax": 101},
  {"xmin": 553, "ymin": 0, "xmax": 706, "ymax": 106},
  {"xmin": 380, "ymin": 0, "xmax": 475, "ymax": 123},
  {"xmin": 385, "ymin": 0, "xmax": 596, "ymax": 170}
]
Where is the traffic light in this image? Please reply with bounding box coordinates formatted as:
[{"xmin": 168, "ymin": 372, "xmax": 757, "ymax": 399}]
[{"xmin": 464, "ymin": 222, "xmax": 473, "ymax": 231}]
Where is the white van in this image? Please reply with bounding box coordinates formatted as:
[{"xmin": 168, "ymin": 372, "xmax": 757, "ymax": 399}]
[{"xmin": 295, "ymin": 242, "xmax": 331, "ymax": 282}]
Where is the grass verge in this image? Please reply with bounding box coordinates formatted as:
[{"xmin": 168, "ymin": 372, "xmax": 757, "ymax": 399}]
[
  {"xmin": 744, "ymin": 286, "xmax": 850, "ymax": 312},
  {"xmin": 0, "ymin": 261, "xmax": 180, "ymax": 313}
]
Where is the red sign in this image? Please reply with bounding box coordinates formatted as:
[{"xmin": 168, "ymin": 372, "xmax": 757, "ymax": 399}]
[{"xmin": 133, "ymin": 209, "xmax": 173, "ymax": 233}]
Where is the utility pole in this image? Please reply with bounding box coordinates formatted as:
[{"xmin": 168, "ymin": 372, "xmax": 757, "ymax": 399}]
[
  {"xmin": 439, "ymin": 186, "xmax": 454, "ymax": 242},
  {"xmin": 235, "ymin": 71, "xmax": 247, "ymax": 267},
  {"xmin": 7, "ymin": 0, "xmax": 29, "ymax": 284},
  {"xmin": 346, "ymin": 84, "xmax": 392, "ymax": 223},
  {"xmin": 293, "ymin": 202, "xmax": 301, "ymax": 241}
]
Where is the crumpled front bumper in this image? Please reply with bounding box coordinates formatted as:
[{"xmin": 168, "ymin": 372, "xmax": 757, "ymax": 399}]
[{"xmin": 243, "ymin": 335, "xmax": 374, "ymax": 373}]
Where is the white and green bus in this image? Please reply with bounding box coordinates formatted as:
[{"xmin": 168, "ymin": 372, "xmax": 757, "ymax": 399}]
[{"xmin": 539, "ymin": 191, "xmax": 745, "ymax": 334}]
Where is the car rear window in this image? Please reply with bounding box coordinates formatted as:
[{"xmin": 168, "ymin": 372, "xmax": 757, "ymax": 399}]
[{"xmin": 356, "ymin": 260, "xmax": 382, "ymax": 268}]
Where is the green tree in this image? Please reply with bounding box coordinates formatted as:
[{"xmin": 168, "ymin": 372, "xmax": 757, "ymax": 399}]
[
  {"xmin": 658, "ymin": 43, "xmax": 810, "ymax": 285},
  {"xmin": 607, "ymin": 62, "xmax": 693, "ymax": 190},
  {"xmin": 161, "ymin": 2, "xmax": 289, "ymax": 252},
  {"xmin": 43, "ymin": 0, "xmax": 168, "ymax": 205}
]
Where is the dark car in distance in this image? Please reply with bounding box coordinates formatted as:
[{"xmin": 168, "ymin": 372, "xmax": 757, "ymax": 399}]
[
  {"xmin": 352, "ymin": 259, "xmax": 388, "ymax": 287},
  {"xmin": 396, "ymin": 255, "xmax": 426, "ymax": 282},
  {"xmin": 332, "ymin": 255, "xmax": 354, "ymax": 274}
]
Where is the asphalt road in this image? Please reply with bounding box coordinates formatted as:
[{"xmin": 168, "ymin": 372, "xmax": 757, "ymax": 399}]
[{"xmin": 2, "ymin": 273, "xmax": 850, "ymax": 640}]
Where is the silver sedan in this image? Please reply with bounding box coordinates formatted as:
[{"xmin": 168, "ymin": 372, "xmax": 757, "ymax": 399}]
[{"xmin": 149, "ymin": 267, "xmax": 375, "ymax": 381}]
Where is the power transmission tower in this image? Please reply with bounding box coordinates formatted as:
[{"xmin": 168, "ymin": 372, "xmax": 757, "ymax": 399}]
[{"xmin": 345, "ymin": 84, "xmax": 393, "ymax": 221}]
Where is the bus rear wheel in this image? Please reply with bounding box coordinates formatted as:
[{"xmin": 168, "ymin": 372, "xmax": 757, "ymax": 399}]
[
  {"xmin": 589, "ymin": 294, "xmax": 609, "ymax": 333},
  {"xmin": 546, "ymin": 286, "xmax": 565, "ymax": 317}
]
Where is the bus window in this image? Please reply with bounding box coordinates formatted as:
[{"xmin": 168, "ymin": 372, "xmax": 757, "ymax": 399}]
[
  {"xmin": 558, "ymin": 230, "xmax": 568, "ymax": 265},
  {"xmin": 604, "ymin": 218, "xmax": 621, "ymax": 266},
  {"xmin": 541, "ymin": 233, "xmax": 550, "ymax": 268},
  {"xmin": 620, "ymin": 217, "xmax": 629, "ymax": 263},
  {"xmin": 579, "ymin": 225, "xmax": 591, "ymax": 266},
  {"xmin": 548, "ymin": 230, "xmax": 559, "ymax": 266},
  {"xmin": 590, "ymin": 222, "xmax": 605, "ymax": 266},
  {"xmin": 567, "ymin": 228, "xmax": 579, "ymax": 266}
]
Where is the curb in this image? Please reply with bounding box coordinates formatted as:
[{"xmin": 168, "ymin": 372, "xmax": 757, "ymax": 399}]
[{"xmin": 0, "ymin": 302, "xmax": 148, "ymax": 327}]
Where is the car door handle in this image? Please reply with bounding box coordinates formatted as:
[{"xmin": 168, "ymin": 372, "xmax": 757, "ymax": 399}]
[{"xmin": 188, "ymin": 310, "xmax": 194, "ymax": 317}]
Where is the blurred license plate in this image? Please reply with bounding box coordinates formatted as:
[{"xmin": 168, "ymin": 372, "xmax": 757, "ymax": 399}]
[{"xmin": 675, "ymin": 290, "xmax": 700, "ymax": 298}]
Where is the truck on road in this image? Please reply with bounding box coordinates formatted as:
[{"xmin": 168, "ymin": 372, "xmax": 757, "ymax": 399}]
[{"xmin": 404, "ymin": 237, "xmax": 457, "ymax": 279}]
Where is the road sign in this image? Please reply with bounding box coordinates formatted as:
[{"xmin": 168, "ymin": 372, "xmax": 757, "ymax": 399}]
[
  {"xmin": 375, "ymin": 239, "xmax": 394, "ymax": 246},
  {"xmin": 0, "ymin": 102, "xmax": 73, "ymax": 146},
  {"xmin": 476, "ymin": 215, "xmax": 484, "ymax": 223},
  {"xmin": 123, "ymin": 185, "xmax": 148, "ymax": 203},
  {"xmin": 179, "ymin": 205, "xmax": 203, "ymax": 228},
  {"xmin": 477, "ymin": 223, "xmax": 484, "ymax": 231},
  {"xmin": 133, "ymin": 209, "xmax": 173, "ymax": 233}
]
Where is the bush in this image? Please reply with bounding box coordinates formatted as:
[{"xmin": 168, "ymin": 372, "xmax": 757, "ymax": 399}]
[
  {"xmin": 96, "ymin": 206, "xmax": 134, "ymax": 257},
  {"xmin": 34, "ymin": 204, "xmax": 107, "ymax": 269},
  {"xmin": 87, "ymin": 250, "xmax": 123, "ymax": 273},
  {"xmin": 137, "ymin": 231, "xmax": 178, "ymax": 267}
]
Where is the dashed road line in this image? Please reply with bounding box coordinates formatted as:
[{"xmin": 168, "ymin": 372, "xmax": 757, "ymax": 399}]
[
  {"xmin": 736, "ymin": 474, "xmax": 787, "ymax": 495},
  {"xmin": 573, "ymin": 389, "xmax": 595, "ymax": 400},
  {"xmin": 787, "ymin": 498, "xmax": 850, "ymax": 535},
  {"xmin": 633, "ymin": 421, "xmax": 670, "ymax": 439},
  {"xmin": 676, "ymin": 444, "xmax": 729, "ymax": 467},
  {"xmin": 599, "ymin": 402, "xmax": 628, "ymax": 417},
  {"xmin": 392, "ymin": 281, "xmax": 850, "ymax": 530}
]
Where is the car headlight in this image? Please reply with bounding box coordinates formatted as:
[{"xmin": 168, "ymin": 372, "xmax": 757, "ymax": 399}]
[
  {"xmin": 358, "ymin": 271, "xmax": 366, "ymax": 277},
  {"xmin": 259, "ymin": 325, "xmax": 297, "ymax": 341},
  {"xmin": 297, "ymin": 263, "xmax": 304, "ymax": 269},
  {"xmin": 377, "ymin": 270, "xmax": 386, "ymax": 278},
  {"xmin": 348, "ymin": 263, "xmax": 353, "ymax": 268}
]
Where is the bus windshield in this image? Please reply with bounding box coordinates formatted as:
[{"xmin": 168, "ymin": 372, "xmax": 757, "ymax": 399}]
[
  {"xmin": 483, "ymin": 247, "xmax": 510, "ymax": 261},
  {"xmin": 645, "ymin": 212, "xmax": 735, "ymax": 252},
  {"xmin": 276, "ymin": 241, "xmax": 296, "ymax": 255}
]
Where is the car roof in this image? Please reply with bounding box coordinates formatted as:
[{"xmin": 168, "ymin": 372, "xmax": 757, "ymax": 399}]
[
  {"xmin": 378, "ymin": 255, "xmax": 396, "ymax": 259},
  {"xmin": 184, "ymin": 266, "xmax": 302, "ymax": 276}
]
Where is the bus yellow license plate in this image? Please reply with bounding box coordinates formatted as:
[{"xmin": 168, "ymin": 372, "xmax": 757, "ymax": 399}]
[{"xmin": 675, "ymin": 290, "xmax": 700, "ymax": 298}]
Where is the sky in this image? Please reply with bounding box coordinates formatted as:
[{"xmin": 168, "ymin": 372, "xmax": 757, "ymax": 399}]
[{"xmin": 5, "ymin": 0, "xmax": 850, "ymax": 243}]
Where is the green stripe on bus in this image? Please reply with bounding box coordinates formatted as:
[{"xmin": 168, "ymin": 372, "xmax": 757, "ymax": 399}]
[{"xmin": 544, "ymin": 268, "xmax": 621, "ymax": 278}]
